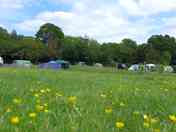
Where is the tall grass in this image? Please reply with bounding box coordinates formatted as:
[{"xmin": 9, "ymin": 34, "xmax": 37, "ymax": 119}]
[{"xmin": 0, "ymin": 66, "xmax": 175, "ymax": 132}]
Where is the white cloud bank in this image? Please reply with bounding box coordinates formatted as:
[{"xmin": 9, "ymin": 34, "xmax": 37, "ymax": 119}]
[
  {"xmin": 0, "ymin": 0, "xmax": 37, "ymax": 9},
  {"xmin": 119, "ymin": 0, "xmax": 176, "ymax": 16},
  {"xmin": 13, "ymin": 0, "xmax": 176, "ymax": 43}
]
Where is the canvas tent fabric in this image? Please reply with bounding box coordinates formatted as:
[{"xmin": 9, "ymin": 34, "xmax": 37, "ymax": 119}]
[
  {"xmin": 0, "ymin": 57, "xmax": 3, "ymax": 65},
  {"xmin": 13, "ymin": 60, "xmax": 32, "ymax": 68},
  {"xmin": 56, "ymin": 60, "xmax": 70, "ymax": 69},
  {"xmin": 128, "ymin": 64, "xmax": 140, "ymax": 71},
  {"xmin": 39, "ymin": 61, "xmax": 61, "ymax": 69},
  {"xmin": 145, "ymin": 64, "xmax": 156, "ymax": 71},
  {"xmin": 94, "ymin": 63, "xmax": 103, "ymax": 68},
  {"xmin": 78, "ymin": 62, "xmax": 86, "ymax": 66},
  {"xmin": 164, "ymin": 66, "xmax": 173, "ymax": 73},
  {"xmin": 117, "ymin": 63, "xmax": 127, "ymax": 69}
]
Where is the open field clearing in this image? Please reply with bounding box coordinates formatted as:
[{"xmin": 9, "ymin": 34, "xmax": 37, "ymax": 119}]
[{"xmin": 0, "ymin": 66, "xmax": 176, "ymax": 132}]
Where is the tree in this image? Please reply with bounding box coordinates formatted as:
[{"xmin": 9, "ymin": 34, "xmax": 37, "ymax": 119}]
[
  {"xmin": 100, "ymin": 43, "xmax": 119, "ymax": 65},
  {"xmin": 0, "ymin": 27, "xmax": 9, "ymax": 39},
  {"xmin": 160, "ymin": 51, "xmax": 171, "ymax": 65},
  {"xmin": 86, "ymin": 39, "xmax": 101, "ymax": 65},
  {"xmin": 118, "ymin": 39, "xmax": 137, "ymax": 64},
  {"xmin": 145, "ymin": 48, "xmax": 160, "ymax": 64},
  {"xmin": 36, "ymin": 23, "xmax": 64, "ymax": 59},
  {"xmin": 62, "ymin": 36, "xmax": 90, "ymax": 64},
  {"xmin": 135, "ymin": 44, "xmax": 146, "ymax": 63},
  {"xmin": 147, "ymin": 34, "xmax": 176, "ymax": 65},
  {"xmin": 148, "ymin": 35, "xmax": 176, "ymax": 54},
  {"xmin": 11, "ymin": 30, "xmax": 18, "ymax": 40}
]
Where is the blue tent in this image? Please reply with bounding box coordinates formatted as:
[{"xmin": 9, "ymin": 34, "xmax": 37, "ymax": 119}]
[
  {"xmin": 39, "ymin": 61, "xmax": 61, "ymax": 69},
  {"xmin": 56, "ymin": 60, "xmax": 70, "ymax": 69}
]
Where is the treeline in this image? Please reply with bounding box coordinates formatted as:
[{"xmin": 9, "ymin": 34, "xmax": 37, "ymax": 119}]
[{"xmin": 0, "ymin": 23, "xmax": 176, "ymax": 66}]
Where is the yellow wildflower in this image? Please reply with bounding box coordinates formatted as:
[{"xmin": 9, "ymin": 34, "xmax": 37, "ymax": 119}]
[
  {"xmin": 68, "ymin": 96, "xmax": 77, "ymax": 105},
  {"xmin": 40, "ymin": 89, "xmax": 45, "ymax": 93},
  {"xmin": 34, "ymin": 93, "xmax": 39, "ymax": 98},
  {"xmin": 10, "ymin": 116, "xmax": 20, "ymax": 125},
  {"xmin": 105, "ymin": 108, "xmax": 113, "ymax": 114},
  {"xmin": 13, "ymin": 98, "xmax": 22, "ymax": 104},
  {"xmin": 143, "ymin": 122, "xmax": 150, "ymax": 128},
  {"xmin": 44, "ymin": 109, "xmax": 49, "ymax": 113},
  {"xmin": 6, "ymin": 108, "xmax": 12, "ymax": 113},
  {"xmin": 29, "ymin": 112, "xmax": 36, "ymax": 118},
  {"xmin": 115, "ymin": 121, "xmax": 125, "ymax": 129},
  {"xmin": 36, "ymin": 105, "xmax": 44, "ymax": 112},
  {"xmin": 169, "ymin": 115, "xmax": 176, "ymax": 123},
  {"xmin": 151, "ymin": 118, "xmax": 158, "ymax": 124},
  {"xmin": 154, "ymin": 128, "xmax": 160, "ymax": 132},
  {"xmin": 143, "ymin": 114, "xmax": 150, "ymax": 122}
]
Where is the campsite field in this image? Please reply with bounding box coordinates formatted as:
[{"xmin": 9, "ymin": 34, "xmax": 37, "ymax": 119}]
[{"xmin": 0, "ymin": 66, "xmax": 176, "ymax": 132}]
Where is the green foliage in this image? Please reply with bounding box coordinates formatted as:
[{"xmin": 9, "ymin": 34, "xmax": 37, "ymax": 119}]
[
  {"xmin": 1, "ymin": 24, "xmax": 176, "ymax": 65},
  {"xmin": 145, "ymin": 48, "xmax": 160, "ymax": 64},
  {"xmin": 147, "ymin": 35, "xmax": 176, "ymax": 64},
  {"xmin": 0, "ymin": 28, "xmax": 48, "ymax": 63},
  {"xmin": 36, "ymin": 23, "xmax": 64, "ymax": 41},
  {"xmin": 160, "ymin": 51, "xmax": 171, "ymax": 65},
  {"xmin": 62, "ymin": 36, "xmax": 89, "ymax": 64},
  {"xmin": 156, "ymin": 64, "xmax": 164, "ymax": 73},
  {"xmin": 36, "ymin": 23, "xmax": 64, "ymax": 59}
]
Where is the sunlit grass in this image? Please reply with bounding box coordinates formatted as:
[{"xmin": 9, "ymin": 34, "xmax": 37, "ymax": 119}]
[{"xmin": 0, "ymin": 66, "xmax": 175, "ymax": 131}]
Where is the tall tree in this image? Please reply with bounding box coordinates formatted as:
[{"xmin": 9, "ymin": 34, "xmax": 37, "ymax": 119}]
[
  {"xmin": 119, "ymin": 39, "xmax": 137, "ymax": 64},
  {"xmin": 36, "ymin": 23, "xmax": 64, "ymax": 59},
  {"xmin": 0, "ymin": 27, "xmax": 9, "ymax": 39},
  {"xmin": 11, "ymin": 30, "xmax": 18, "ymax": 40},
  {"xmin": 147, "ymin": 35, "xmax": 176, "ymax": 64}
]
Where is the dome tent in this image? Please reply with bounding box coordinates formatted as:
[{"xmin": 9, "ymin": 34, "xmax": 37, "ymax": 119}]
[
  {"xmin": 56, "ymin": 60, "xmax": 70, "ymax": 69},
  {"xmin": 39, "ymin": 61, "xmax": 61, "ymax": 69}
]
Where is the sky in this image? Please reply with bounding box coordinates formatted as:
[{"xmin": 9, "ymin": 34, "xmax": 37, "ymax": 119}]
[{"xmin": 0, "ymin": 0, "xmax": 176, "ymax": 43}]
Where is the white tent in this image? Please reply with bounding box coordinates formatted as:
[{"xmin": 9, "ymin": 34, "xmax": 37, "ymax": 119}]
[
  {"xmin": 128, "ymin": 64, "xmax": 139, "ymax": 71},
  {"xmin": 94, "ymin": 63, "xmax": 103, "ymax": 68},
  {"xmin": 145, "ymin": 64, "xmax": 156, "ymax": 71},
  {"xmin": 164, "ymin": 66, "xmax": 173, "ymax": 73},
  {"xmin": 0, "ymin": 57, "xmax": 4, "ymax": 65}
]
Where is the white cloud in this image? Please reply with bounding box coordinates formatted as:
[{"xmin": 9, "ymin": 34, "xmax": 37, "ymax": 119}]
[
  {"xmin": 15, "ymin": 0, "xmax": 176, "ymax": 43},
  {"xmin": 0, "ymin": 0, "xmax": 36, "ymax": 9},
  {"xmin": 119, "ymin": 0, "xmax": 176, "ymax": 16},
  {"xmin": 157, "ymin": 17, "xmax": 176, "ymax": 37},
  {"xmin": 0, "ymin": 24, "xmax": 6, "ymax": 28}
]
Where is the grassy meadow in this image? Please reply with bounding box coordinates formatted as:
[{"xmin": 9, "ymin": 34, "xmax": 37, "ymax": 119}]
[{"xmin": 0, "ymin": 66, "xmax": 176, "ymax": 132}]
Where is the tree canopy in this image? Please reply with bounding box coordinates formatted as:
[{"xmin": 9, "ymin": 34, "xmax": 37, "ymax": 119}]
[{"xmin": 0, "ymin": 23, "xmax": 176, "ymax": 66}]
